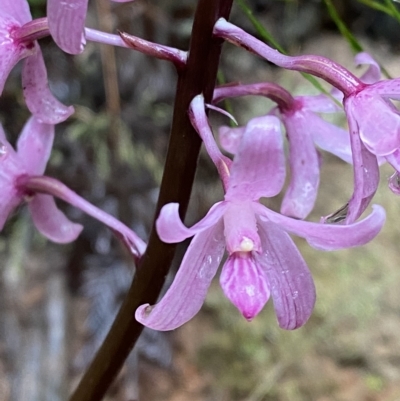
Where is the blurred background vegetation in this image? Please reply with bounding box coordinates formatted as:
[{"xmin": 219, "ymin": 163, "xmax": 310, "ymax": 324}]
[{"xmin": 1, "ymin": 0, "xmax": 400, "ymax": 400}]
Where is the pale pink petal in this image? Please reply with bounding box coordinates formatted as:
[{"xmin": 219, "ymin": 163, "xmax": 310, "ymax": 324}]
[
  {"xmin": 330, "ymin": 87, "xmax": 344, "ymax": 103},
  {"xmin": 22, "ymin": 45, "xmax": 74, "ymax": 124},
  {"xmin": 298, "ymin": 94, "xmax": 341, "ymax": 113},
  {"xmin": 280, "ymin": 111, "xmax": 320, "ymax": 219},
  {"xmin": 254, "ymin": 203, "xmax": 385, "ymax": 251},
  {"xmin": 366, "ymin": 78, "xmax": 400, "ymax": 99},
  {"xmin": 0, "ymin": 125, "xmax": 19, "ymax": 168},
  {"xmin": 218, "ymin": 125, "xmax": 244, "ymax": 154},
  {"xmin": 0, "ymin": 180, "xmax": 20, "ymax": 231},
  {"xmin": 346, "ymin": 93, "xmax": 400, "ymax": 156},
  {"xmin": 226, "ymin": 115, "xmax": 285, "ymax": 201},
  {"xmin": 355, "ymin": 52, "xmax": 381, "ymax": 84},
  {"xmin": 257, "ymin": 219, "xmax": 315, "ymax": 330},
  {"xmin": 17, "ymin": 117, "xmax": 54, "ymax": 174},
  {"xmin": 342, "ymin": 108, "xmax": 380, "ymax": 223},
  {"xmin": 135, "ymin": 220, "xmax": 226, "ymax": 331},
  {"xmin": 3, "ymin": 0, "xmax": 32, "ymax": 24},
  {"xmin": 0, "ymin": 43, "xmax": 21, "ymax": 95},
  {"xmin": 386, "ymin": 150, "xmax": 400, "ymax": 171},
  {"xmin": 190, "ymin": 95, "xmax": 232, "ymax": 188},
  {"xmin": 309, "ymin": 113, "xmax": 353, "ymax": 164},
  {"xmin": 0, "ymin": 14, "xmax": 34, "ymax": 95},
  {"xmin": 220, "ymin": 253, "xmax": 270, "ymax": 321},
  {"xmin": 0, "ymin": 125, "xmax": 23, "ymax": 230},
  {"xmin": 156, "ymin": 201, "xmax": 228, "ymax": 243},
  {"xmin": 47, "ymin": 0, "xmax": 88, "ymax": 54},
  {"xmin": 28, "ymin": 194, "xmax": 83, "ymax": 243}
]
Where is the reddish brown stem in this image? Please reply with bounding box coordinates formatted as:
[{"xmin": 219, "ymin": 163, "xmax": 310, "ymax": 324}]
[{"xmin": 69, "ymin": 0, "xmax": 232, "ymax": 400}]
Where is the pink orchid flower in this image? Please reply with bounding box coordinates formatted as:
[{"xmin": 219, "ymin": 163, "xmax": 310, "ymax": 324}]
[
  {"xmin": 1, "ymin": 0, "xmax": 74, "ymax": 123},
  {"xmin": 0, "ymin": 116, "xmax": 146, "ymax": 259},
  {"xmin": 214, "ymin": 83, "xmax": 351, "ymax": 219},
  {"xmin": 213, "ymin": 20, "xmax": 387, "ymax": 223},
  {"xmin": 0, "ymin": 117, "xmax": 82, "ymax": 243},
  {"xmin": 134, "ymin": 95, "xmax": 385, "ymax": 331},
  {"xmin": 214, "ymin": 54, "xmax": 383, "ymax": 220}
]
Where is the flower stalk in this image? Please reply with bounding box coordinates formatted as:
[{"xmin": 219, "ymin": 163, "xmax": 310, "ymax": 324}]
[
  {"xmin": 213, "ymin": 18, "xmax": 363, "ymax": 96},
  {"xmin": 12, "ymin": 18, "xmax": 187, "ymax": 67},
  {"xmin": 69, "ymin": 0, "xmax": 233, "ymax": 400},
  {"xmin": 118, "ymin": 31, "xmax": 187, "ymax": 69},
  {"xmin": 22, "ymin": 175, "xmax": 146, "ymax": 261}
]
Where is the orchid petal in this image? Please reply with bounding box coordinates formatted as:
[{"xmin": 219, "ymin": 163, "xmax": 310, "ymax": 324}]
[
  {"xmin": 330, "ymin": 87, "xmax": 344, "ymax": 103},
  {"xmin": 355, "ymin": 52, "xmax": 381, "ymax": 84},
  {"xmin": 298, "ymin": 94, "xmax": 342, "ymax": 113},
  {"xmin": 135, "ymin": 220, "xmax": 225, "ymax": 331},
  {"xmin": 386, "ymin": 150, "xmax": 400, "ymax": 171},
  {"xmin": 0, "ymin": 14, "xmax": 33, "ymax": 95},
  {"xmin": 257, "ymin": 219, "xmax": 315, "ymax": 330},
  {"xmin": 47, "ymin": 0, "xmax": 88, "ymax": 54},
  {"xmin": 0, "ymin": 125, "xmax": 23, "ymax": 230},
  {"xmin": 342, "ymin": 107, "xmax": 380, "ymax": 223},
  {"xmin": 3, "ymin": 0, "xmax": 32, "ymax": 24},
  {"xmin": 255, "ymin": 203, "xmax": 385, "ymax": 251},
  {"xmin": 226, "ymin": 115, "xmax": 285, "ymax": 201},
  {"xmin": 366, "ymin": 78, "xmax": 400, "ymax": 99},
  {"xmin": 309, "ymin": 113, "xmax": 353, "ymax": 164},
  {"xmin": 346, "ymin": 93, "xmax": 400, "ymax": 156},
  {"xmin": 22, "ymin": 46, "xmax": 74, "ymax": 124},
  {"xmin": 280, "ymin": 111, "xmax": 320, "ymax": 219},
  {"xmin": 156, "ymin": 201, "xmax": 228, "ymax": 243},
  {"xmin": 0, "ymin": 181, "xmax": 19, "ymax": 231},
  {"xmin": 28, "ymin": 194, "xmax": 83, "ymax": 243},
  {"xmin": 190, "ymin": 95, "xmax": 232, "ymax": 188},
  {"xmin": 17, "ymin": 117, "xmax": 54, "ymax": 175},
  {"xmin": 218, "ymin": 125, "xmax": 245, "ymax": 155},
  {"xmin": 220, "ymin": 253, "xmax": 270, "ymax": 321}
]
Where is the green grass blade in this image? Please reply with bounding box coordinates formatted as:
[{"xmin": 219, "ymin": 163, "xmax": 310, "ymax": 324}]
[
  {"xmin": 323, "ymin": 0, "xmax": 391, "ymax": 78},
  {"xmin": 383, "ymin": 0, "xmax": 400, "ymax": 24},
  {"xmin": 235, "ymin": 0, "xmax": 285, "ymax": 53},
  {"xmin": 323, "ymin": 0, "xmax": 363, "ymax": 53},
  {"xmin": 355, "ymin": 0, "xmax": 400, "ymax": 28},
  {"xmin": 356, "ymin": 0, "xmax": 391, "ymax": 14}
]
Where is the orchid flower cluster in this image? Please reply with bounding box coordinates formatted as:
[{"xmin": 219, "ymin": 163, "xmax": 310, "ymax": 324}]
[{"xmin": 1, "ymin": 0, "xmax": 399, "ymax": 342}]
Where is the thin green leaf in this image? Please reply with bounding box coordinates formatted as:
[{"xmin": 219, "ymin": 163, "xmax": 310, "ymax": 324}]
[
  {"xmin": 324, "ymin": 0, "xmax": 391, "ymax": 78},
  {"xmin": 356, "ymin": 0, "xmax": 391, "ymax": 14},
  {"xmin": 383, "ymin": 0, "xmax": 400, "ymax": 24},
  {"xmin": 356, "ymin": 0, "xmax": 400, "ymax": 30},
  {"xmin": 236, "ymin": 0, "xmax": 285, "ymax": 52},
  {"xmin": 323, "ymin": 0, "xmax": 363, "ymax": 52}
]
